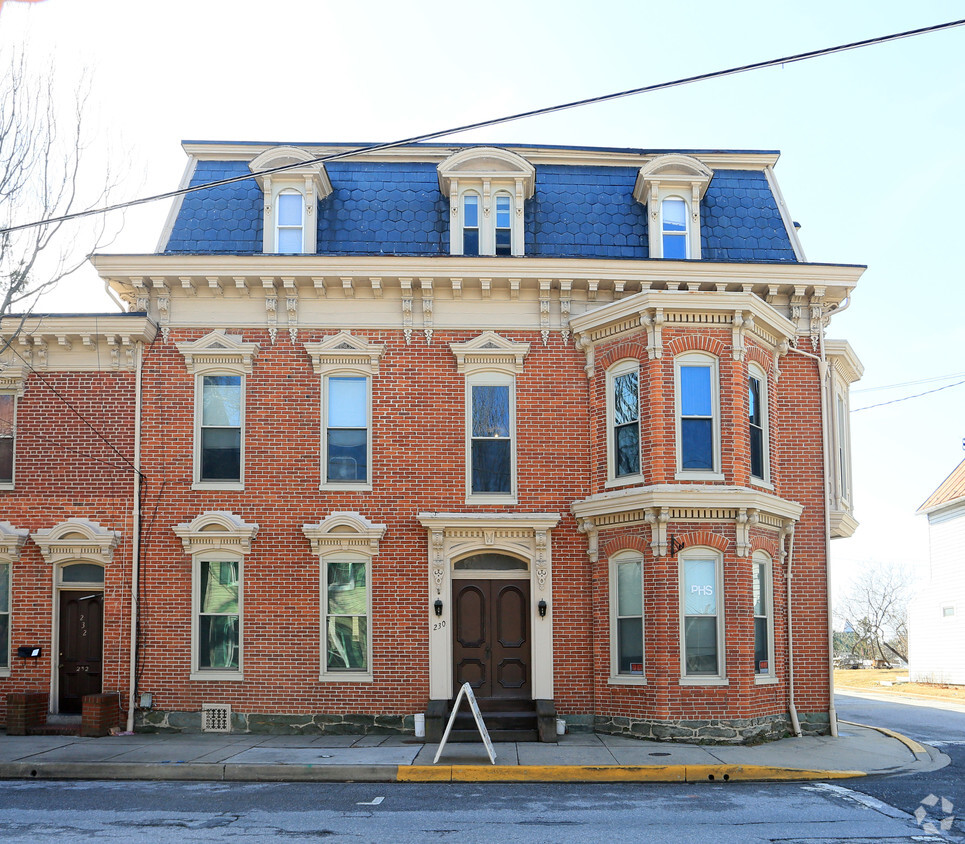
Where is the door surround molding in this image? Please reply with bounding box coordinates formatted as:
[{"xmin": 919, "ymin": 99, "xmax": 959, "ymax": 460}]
[{"xmin": 417, "ymin": 512, "xmax": 560, "ymax": 701}]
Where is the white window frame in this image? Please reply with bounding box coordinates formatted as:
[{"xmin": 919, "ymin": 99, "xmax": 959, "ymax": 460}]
[
  {"xmin": 455, "ymin": 187, "xmax": 523, "ymax": 257},
  {"xmin": 0, "ymin": 560, "xmax": 10, "ymax": 677},
  {"xmin": 942, "ymin": 605, "xmax": 955, "ymax": 618},
  {"xmin": 0, "ymin": 390, "xmax": 17, "ymax": 490},
  {"xmin": 321, "ymin": 373, "xmax": 373, "ymax": 491},
  {"xmin": 608, "ymin": 551, "xmax": 646, "ymax": 685},
  {"xmin": 493, "ymin": 191, "xmax": 513, "ymax": 257},
  {"xmin": 191, "ymin": 552, "xmax": 244, "ymax": 681},
  {"xmin": 194, "ymin": 372, "xmax": 246, "ymax": 491},
  {"xmin": 633, "ymin": 153, "xmax": 712, "ymax": 259},
  {"xmin": 274, "ymin": 188, "xmax": 305, "ymax": 254},
  {"xmin": 678, "ymin": 548, "xmax": 727, "ymax": 685},
  {"xmin": 752, "ymin": 550, "xmax": 776, "ymax": 684},
  {"xmin": 748, "ymin": 363, "xmax": 771, "ymax": 487},
  {"xmin": 835, "ymin": 392, "xmax": 850, "ymax": 505},
  {"xmin": 674, "ymin": 352, "xmax": 722, "ymax": 481},
  {"xmin": 461, "ymin": 191, "xmax": 481, "ymax": 256},
  {"xmin": 605, "ymin": 359, "xmax": 643, "ymax": 488},
  {"xmin": 660, "ymin": 196, "xmax": 690, "ymax": 259},
  {"xmin": 465, "ymin": 371, "xmax": 517, "ymax": 504},
  {"xmin": 320, "ymin": 551, "xmax": 373, "ymax": 682}
]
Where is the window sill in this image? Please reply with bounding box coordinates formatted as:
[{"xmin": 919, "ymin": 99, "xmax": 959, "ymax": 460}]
[
  {"xmin": 605, "ymin": 474, "xmax": 645, "ymax": 490},
  {"xmin": 190, "ymin": 671, "xmax": 244, "ymax": 681},
  {"xmin": 674, "ymin": 471, "xmax": 724, "ymax": 482},
  {"xmin": 754, "ymin": 675, "xmax": 779, "ymax": 685},
  {"xmin": 319, "ymin": 672, "xmax": 373, "ymax": 683},
  {"xmin": 608, "ymin": 675, "xmax": 647, "ymax": 686},
  {"xmin": 465, "ymin": 494, "xmax": 518, "ymax": 506},
  {"xmin": 749, "ymin": 478, "xmax": 774, "ymax": 491},
  {"xmin": 678, "ymin": 676, "xmax": 729, "ymax": 686},
  {"xmin": 0, "ymin": 668, "xmax": 9, "ymax": 678},
  {"xmin": 0, "ymin": 482, "xmax": 13, "ymax": 491},
  {"xmin": 320, "ymin": 482, "xmax": 372, "ymax": 492},
  {"xmin": 192, "ymin": 482, "xmax": 244, "ymax": 492}
]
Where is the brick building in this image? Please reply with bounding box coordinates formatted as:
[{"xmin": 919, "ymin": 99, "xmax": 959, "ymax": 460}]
[{"xmin": 0, "ymin": 142, "xmax": 862, "ymax": 742}]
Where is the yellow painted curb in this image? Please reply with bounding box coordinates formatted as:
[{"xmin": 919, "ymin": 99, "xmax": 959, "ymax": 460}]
[
  {"xmin": 838, "ymin": 720, "xmax": 929, "ymax": 755},
  {"xmin": 396, "ymin": 764, "xmax": 863, "ymax": 783}
]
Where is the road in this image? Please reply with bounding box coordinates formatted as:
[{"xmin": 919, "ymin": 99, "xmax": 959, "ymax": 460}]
[{"xmin": 0, "ymin": 694, "xmax": 959, "ymax": 842}]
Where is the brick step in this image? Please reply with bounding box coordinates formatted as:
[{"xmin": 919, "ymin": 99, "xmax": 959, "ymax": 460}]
[{"xmin": 26, "ymin": 724, "xmax": 81, "ymax": 736}]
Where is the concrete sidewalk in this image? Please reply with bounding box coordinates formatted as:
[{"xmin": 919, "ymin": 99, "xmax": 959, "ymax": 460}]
[{"xmin": 0, "ymin": 722, "xmax": 947, "ymax": 783}]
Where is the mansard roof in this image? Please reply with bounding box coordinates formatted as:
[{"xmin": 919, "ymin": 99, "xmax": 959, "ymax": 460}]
[{"xmin": 161, "ymin": 142, "xmax": 799, "ymax": 263}]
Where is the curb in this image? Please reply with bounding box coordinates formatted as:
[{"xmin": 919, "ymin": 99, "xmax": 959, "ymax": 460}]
[
  {"xmin": 0, "ymin": 761, "xmax": 865, "ymax": 784},
  {"xmin": 837, "ymin": 719, "xmax": 929, "ymax": 756}
]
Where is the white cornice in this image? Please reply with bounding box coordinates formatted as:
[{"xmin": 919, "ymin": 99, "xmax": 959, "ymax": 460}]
[
  {"xmin": 417, "ymin": 512, "xmax": 562, "ymax": 532},
  {"xmin": 31, "ymin": 519, "xmax": 121, "ymax": 566},
  {"xmin": 181, "ymin": 142, "xmax": 781, "ymax": 171},
  {"xmin": 825, "ymin": 339, "xmax": 864, "ymax": 383}
]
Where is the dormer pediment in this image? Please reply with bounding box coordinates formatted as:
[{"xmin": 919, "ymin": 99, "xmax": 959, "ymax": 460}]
[
  {"xmin": 177, "ymin": 330, "xmax": 259, "ymax": 376},
  {"xmin": 249, "ymin": 145, "xmax": 333, "ymax": 199},
  {"xmin": 633, "ymin": 154, "xmax": 714, "ymax": 205},
  {"xmin": 437, "ymin": 147, "xmax": 536, "ymax": 198}
]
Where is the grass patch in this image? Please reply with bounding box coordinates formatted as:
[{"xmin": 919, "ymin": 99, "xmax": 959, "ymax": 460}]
[{"xmin": 835, "ymin": 668, "xmax": 965, "ymax": 702}]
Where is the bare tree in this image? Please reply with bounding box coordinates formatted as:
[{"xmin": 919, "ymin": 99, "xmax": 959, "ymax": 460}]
[
  {"xmin": 836, "ymin": 562, "xmax": 912, "ymax": 664},
  {"xmin": 0, "ymin": 49, "xmax": 122, "ymax": 320}
]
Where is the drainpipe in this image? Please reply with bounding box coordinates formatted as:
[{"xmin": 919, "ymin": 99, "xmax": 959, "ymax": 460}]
[
  {"xmin": 783, "ymin": 523, "xmax": 802, "ymax": 737},
  {"xmin": 787, "ymin": 329, "xmax": 839, "ymax": 738},
  {"xmin": 126, "ymin": 341, "xmax": 143, "ymax": 733}
]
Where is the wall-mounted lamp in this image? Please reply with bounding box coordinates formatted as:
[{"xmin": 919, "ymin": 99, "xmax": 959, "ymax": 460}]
[
  {"xmin": 667, "ymin": 535, "xmax": 686, "ymax": 558},
  {"xmin": 434, "ymin": 599, "xmax": 443, "ymax": 617},
  {"xmin": 538, "ymin": 599, "xmax": 547, "ymax": 618}
]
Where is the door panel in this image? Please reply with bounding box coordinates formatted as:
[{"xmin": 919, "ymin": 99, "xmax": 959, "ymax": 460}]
[
  {"xmin": 58, "ymin": 592, "xmax": 104, "ymax": 714},
  {"xmin": 453, "ymin": 579, "xmax": 530, "ymax": 700}
]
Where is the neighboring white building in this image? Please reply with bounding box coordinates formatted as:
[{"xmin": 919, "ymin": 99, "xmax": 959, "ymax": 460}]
[{"xmin": 910, "ymin": 457, "xmax": 965, "ymax": 685}]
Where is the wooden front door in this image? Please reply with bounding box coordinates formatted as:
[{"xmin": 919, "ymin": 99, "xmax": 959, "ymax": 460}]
[
  {"xmin": 58, "ymin": 591, "xmax": 104, "ymax": 714},
  {"xmin": 452, "ymin": 579, "xmax": 530, "ymax": 700}
]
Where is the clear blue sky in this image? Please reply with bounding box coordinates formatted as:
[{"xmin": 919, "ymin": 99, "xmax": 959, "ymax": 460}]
[{"xmin": 4, "ymin": 0, "xmax": 964, "ymax": 603}]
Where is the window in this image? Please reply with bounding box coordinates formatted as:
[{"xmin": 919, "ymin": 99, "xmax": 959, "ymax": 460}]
[
  {"xmin": 463, "ymin": 193, "xmax": 480, "ymax": 256},
  {"xmin": 610, "ymin": 554, "xmax": 645, "ymax": 679},
  {"xmin": 753, "ymin": 551, "xmax": 774, "ymax": 679},
  {"xmin": 469, "ymin": 379, "xmax": 513, "ymax": 496},
  {"xmin": 676, "ymin": 354, "xmax": 720, "ymax": 478},
  {"xmin": 0, "ymin": 393, "xmax": 14, "ymax": 486},
  {"xmin": 661, "ymin": 198, "xmax": 688, "ymax": 259},
  {"xmin": 323, "ymin": 557, "xmax": 371, "ymax": 675},
  {"xmin": 680, "ymin": 552, "xmax": 724, "ymax": 680},
  {"xmin": 200, "ymin": 375, "xmax": 243, "ymax": 483},
  {"xmin": 606, "ymin": 361, "xmax": 641, "ymax": 483},
  {"xmin": 943, "ymin": 606, "xmax": 955, "ymax": 618},
  {"xmin": 494, "ymin": 193, "xmax": 512, "ymax": 256},
  {"xmin": 748, "ymin": 366, "xmax": 768, "ymax": 482},
  {"xmin": 276, "ymin": 191, "xmax": 304, "ymax": 253},
  {"xmin": 324, "ymin": 376, "xmax": 369, "ymax": 485},
  {"xmin": 195, "ymin": 558, "xmax": 242, "ymax": 676},
  {"xmin": 0, "ymin": 561, "xmax": 8, "ymax": 673},
  {"xmin": 836, "ymin": 394, "xmax": 848, "ymax": 501}
]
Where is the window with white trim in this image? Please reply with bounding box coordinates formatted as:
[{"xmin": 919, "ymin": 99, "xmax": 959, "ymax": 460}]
[
  {"xmin": 836, "ymin": 393, "xmax": 849, "ymax": 501},
  {"xmin": 680, "ymin": 550, "xmax": 725, "ymax": 680},
  {"xmin": 606, "ymin": 360, "xmax": 641, "ymax": 483},
  {"xmin": 194, "ymin": 556, "xmax": 242, "ymax": 677},
  {"xmin": 494, "ymin": 193, "xmax": 512, "ymax": 256},
  {"xmin": 462, "ymin": 193, "xmax": 480, "ymax": 256},
  {"xmin": 323, "ymin": 375, "xmax": 370, "ymax": 485},
  {"xmin": 0, "ymin": 560, "xmax": 9, "ymax": 674},
  {"xmin": 748, "ymin": 365, "xmax": 769, "ymax": 482},
  {"xmin": 199, "ymin": 375, "xmax": 243, "ymax": 483},
  {"xmin": 752, "ymin": 551, "xmax": 774, "ymax": 679},
  {"xmin": 633, "ymin": 153, "xmax": 712, "ymax": 259},
  {"xmin": 275, "ymin": 190, "xmax": 304, "ymax": 253},
  {"xmin": 468, "ymin": 375, "xmax": 515, "ymax": 497},
  {"xmin": 610, "ymin": 552, "xmax": 645, "ymax": 679},
  {"xmin": 323, "ymin": 555, "xmax": 371, "ymax": 676},
  {"xmin": 676, "ymin": 353, "xmax": 720, "ymax": 477},
  {"xmin": 661, "ymin": 198, "xmax": 689, "ymax": 259},
  {"xmin": 0, "ymin": 393, "xmax": 15, "ymax": 486}
]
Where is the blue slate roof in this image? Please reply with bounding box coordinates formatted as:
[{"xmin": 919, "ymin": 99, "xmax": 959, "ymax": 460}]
[{"xmin": 164, "ymin": 154, "xmax": 798, "ymax": 262}]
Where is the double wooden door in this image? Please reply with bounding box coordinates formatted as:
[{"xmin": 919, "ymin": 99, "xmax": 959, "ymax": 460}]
[
  {"xmin": 452, "ymin": 579, "xmax": 531, "ymax": 700},
  {"xmin": 58, "ymin": 591, "xmax": 104, "ymax": 714}
]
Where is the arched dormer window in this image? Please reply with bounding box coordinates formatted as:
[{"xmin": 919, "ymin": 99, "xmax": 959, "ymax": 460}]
[
  {"xmin": 438, "ymin": 147, "xmax": 535, "ymax": 257},
  {"xmin": 634, "ymin": 154, "xmax": 713, "ymax": 259},
  {"xmin": 249, "ymin": 146, "xmax": 333, "ymax": 255}
]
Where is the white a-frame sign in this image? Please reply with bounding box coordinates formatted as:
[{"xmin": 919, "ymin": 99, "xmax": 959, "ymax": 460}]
[{"xmin": 433, "ymin": 682, "xmax": 497, "ymax": 765}]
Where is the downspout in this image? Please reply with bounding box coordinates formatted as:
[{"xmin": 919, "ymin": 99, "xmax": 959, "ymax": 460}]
[
  {"xmin": 787, "ymin": 331, "xmax": 839, "ymax": 738},
  {"xmin": 783, "ymin": 523, "xmax": 802, "ymax": 737},
  {"xmin": 126, "ymin": 341, "xmax": 143, "ymax": 733}
]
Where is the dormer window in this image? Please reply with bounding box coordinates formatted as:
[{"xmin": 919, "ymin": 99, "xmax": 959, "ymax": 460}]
[
  {"xmin": 249, "ymin": 145, "xmax": 333, "ymax": 255},
  {"xmin": 276, "ymin": 190, "xmax": 304, "ymax": 253},
  {"xmin": 438, "ymin": 147, "xmax": 535, "ymax": 257},
  {"xmin": 634, "ymin": 154, "xmax": 713, "ymax": 260}
]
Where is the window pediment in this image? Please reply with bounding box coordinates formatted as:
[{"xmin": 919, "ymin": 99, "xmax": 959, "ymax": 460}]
[
  {"xmin": 437, "ymin": 147, "xmax": 536, "ymax": 198},
  {"xmin": 0, "ymin": 521, "xmax": 28, "ymax": 564},
  {"xmin": 177, "ymin": 330, "xmax": 259, "ymax": 376},
  {"xmin": 249, "ymin": 146, "xmax": 333, "ymax": 199},
  {"xmin": 633, "ymin": 154, "xmax": 714, "ymax": 205},
  {"xmin": 31, "ymin": 519, "xmax": 120, "ymax": 566},
  {"xmin": 450, "ymin": 331, "xmax": 530, "ymax": 376},
  {"xmin": 0, "ymin": 364, "xmax": 28, "ymax": 397},
  {"xmin": 304, "ymin": 331, "xmax": 385, "ymax": 376},
  {"xmin": 302, "ymin": 511, "xmax": 387, "ymax": 558},
  {"xmin": 173, "ymin": 511, "xmax": 259, "ymax": 556}
]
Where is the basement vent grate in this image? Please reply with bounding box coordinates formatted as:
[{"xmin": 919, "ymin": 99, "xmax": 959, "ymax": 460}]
[{"xmin": 201, "ymin": 703, "xmax": 232, "ymax": 733}]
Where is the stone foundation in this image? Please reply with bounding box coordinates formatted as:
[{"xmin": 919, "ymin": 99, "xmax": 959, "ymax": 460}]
[
  {"xmin": 136, "ymin": 710, "xmax": 416, "ymax": 735},
  {"xmin": 590, "ymin": 712, "xmax": 830, "ymax": 744}
]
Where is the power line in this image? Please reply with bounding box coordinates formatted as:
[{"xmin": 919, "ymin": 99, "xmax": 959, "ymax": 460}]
[
  {"xmin": 1, "ymin": 18, "xmax": 963, "ymax": 236},
  {"xmin": 852, "ymin": 370, "xmax": 965, "ymax": 394},
  {"xmin": 851, "ymin": 379, "xmax": 965, "ymax": 412}
]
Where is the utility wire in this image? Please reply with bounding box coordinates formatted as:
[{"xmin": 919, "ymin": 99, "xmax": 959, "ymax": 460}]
[
  {"xmin": 851, "ymin": 379, "xmax": 965, "ymax": 412},
  {"xmin": 1, "ymin": 18, "xmax": 963, "ymax": 236},
  {"xmin": 852, "ymin": 370, "xmax": 965, "ymax": 393}
]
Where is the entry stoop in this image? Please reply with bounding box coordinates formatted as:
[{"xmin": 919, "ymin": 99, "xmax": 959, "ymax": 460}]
[{"xmin": 425, "ymin": 698, "xmax": 558, "ymax": 743}]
